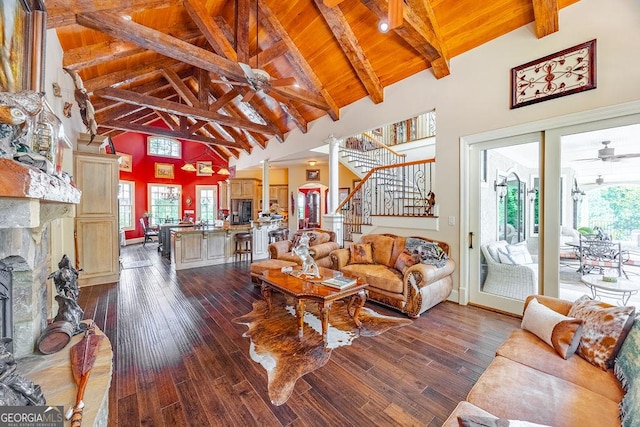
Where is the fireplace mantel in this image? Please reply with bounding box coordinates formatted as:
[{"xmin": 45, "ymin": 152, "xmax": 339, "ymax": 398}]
[{"xmin": 0, "ymin": 158, "xmax": 81, "ymax": 229}]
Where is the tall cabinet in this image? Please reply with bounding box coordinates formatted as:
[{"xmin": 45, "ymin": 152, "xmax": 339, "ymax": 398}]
[{"xmin": 74, "ymin": 152, "xmax": 120, "ymax": 286}]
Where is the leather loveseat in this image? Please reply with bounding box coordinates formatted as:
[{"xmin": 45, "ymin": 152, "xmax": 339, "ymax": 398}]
[
  {"xmin": 443, "ymin": 294, "xmax": 638, "ymax": 427},
  {"xmin": 330, "ymin": 234, "xmax": 455, "ymax": 318},
  {"xmin": 267, "ymin": 228, "xmax": 339, "ymax": 268}
]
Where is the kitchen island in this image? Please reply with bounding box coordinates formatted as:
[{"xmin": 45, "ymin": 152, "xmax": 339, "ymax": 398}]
[{"xmin": 170, "ymin": 219, "xmax": 283, "ymax": 270}]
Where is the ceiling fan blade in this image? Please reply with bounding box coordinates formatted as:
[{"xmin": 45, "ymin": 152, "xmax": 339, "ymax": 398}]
[
  {"xmin": 209, "ymin": 79, "xmax": 251, "ymax": 87},
  {"xmin": 388, "ymin": 0, "xmax": 403, "ymax": 30},
  {"xmin": 613, "ymin": 153, "xmax": 640, "ymax": 159},
  {"xmin": 269, "ymin": 77, "xmax": 297, "ymax": 87},
  {"xmin": 573, "ymin": 157, "xmax": 600, "ymax": 162},
  {"xmin": 238, "ymin": 62, "xmax": 255, "ymax": 80}
]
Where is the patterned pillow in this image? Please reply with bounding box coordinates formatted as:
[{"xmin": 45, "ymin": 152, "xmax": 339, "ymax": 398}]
[
  {"xmin": 521, "ymin": 298, "xmax": 583, "ymax": 359},
  {"xmin": 393, "ymin": 250, "xmax": 421, "ymax": 274},
  {"xmin": 567, "ymin": 295, "xmax": 636, "ymax": 370},
  {"xmin": 405, "ymin": 237, "xmax": 448, "ymax": 268},
  {"xmin": 349, "ymin": 242, "xmax": 374, "ymax": 264}
]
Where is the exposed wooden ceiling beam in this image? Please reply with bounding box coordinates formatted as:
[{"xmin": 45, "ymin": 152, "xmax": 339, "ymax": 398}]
[
  {"xmin": 161, "ymin": 68, "xmax": 199, "ymax": 106},
  {"xmin": 362, "ymin": 0, "xmax": 450, "ymax": 78},
  {"xmin": 278, "ymin": 100, "xmax": 308, "ymax": 134},
  {"xmin": 253, "ymin": 40, "xmax": 288, "ymax": 68},
  {"xmin": 405, "ymin": 0, "xmax": 451, "ymax": 77},
  {"xmin": 208, "ymin": 87, "xmax": 241, "ymax": 112},
  {"xmin": 102, "ymin": 119, "xmax": 240, "ymax": 148},
  {"xmin": 95, "ymin": 87, "xmax": 279, "ymax": 135},
  {"xmin": 235, "ymin": 0, "xmax": 251, "ymax": 63},
  {"xmin": 63, "ymin": 41, "xmax": 145, "ymax": 70},
  {"xmin": 76, "ymin": 11, "xmax": 247, "ymax": 82},
  {"xmin": 532, "ymin": 0, "xmax": 559, "ymax": 38},
  {"xmin": 267, "ymin": 86, "xmax": 331, "ymax": 111},
  {"xmin": 258, "ymin": 0, "xmax": 341, "ymax": 120},
  {"xmin": 63, "ymin": 30, "xmax": 203, "ymax": 70},
  {"xmin": 313, "ymin": 0, "xmax": 384, "ymax": 104},
  {"xmin": 46, "ymin": 0, "xmax": 183, "ymax": 28},
  {"xmin": 183, "ymin": 0, "xmax": 239, "ymax": 62}
]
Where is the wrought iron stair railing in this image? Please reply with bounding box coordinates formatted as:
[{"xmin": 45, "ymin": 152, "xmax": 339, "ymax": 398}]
[{"xmin": 337, "ymin": 158, "xmax": 436, "ymax": 243}]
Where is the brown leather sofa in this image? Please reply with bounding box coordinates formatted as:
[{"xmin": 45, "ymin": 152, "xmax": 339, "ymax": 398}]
[
  {"xmin": 267, "ymin": 228, "xmax": 339, "ymax": 268},
  {"xmin": 443, "ymin": 295, "xmax": 634, "ymax": 427},
  {"xmin": 330, "ymin": 234, "xmax": 455, "ymax": 318}
]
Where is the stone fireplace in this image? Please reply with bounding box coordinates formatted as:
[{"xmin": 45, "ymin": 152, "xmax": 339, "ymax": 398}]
[{"xmin": 0, "ymin": 158, "xmax": 80, "ymax": 358}]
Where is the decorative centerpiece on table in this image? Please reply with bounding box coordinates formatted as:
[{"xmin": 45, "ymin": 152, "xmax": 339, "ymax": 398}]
[{"xmin": 291, "ymin": 232, "xmax": 321, "ymax": 279}]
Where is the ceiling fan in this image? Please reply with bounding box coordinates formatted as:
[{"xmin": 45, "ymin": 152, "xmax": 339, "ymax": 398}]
[
  {"xmin": 209, "ymin": 0, "xmax": 297, "ymax": 103},
  {"xmin": 210, "ymin": 64, "xmax": 296, "ymax": 103},
  {"xmin": 576, "ymin": 140, "xmax": 640, "ymax": 162}
]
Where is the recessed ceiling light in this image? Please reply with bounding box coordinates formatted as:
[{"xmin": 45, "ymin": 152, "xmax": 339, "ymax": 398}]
[
  {"xmin": 378, "ymin": 20, "xmax": 389, "ymax": 33},
  {"xmin": 122, "ymin": 14, "xmax": 132, "ymax": 21}
]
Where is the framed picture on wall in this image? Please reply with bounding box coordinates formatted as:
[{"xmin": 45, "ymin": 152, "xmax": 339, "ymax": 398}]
[
  {"xmin": 306, "ymin": 169, "xmax": 320, "ymax": 181},
  {"xmin": 196, "ymin": 161, "xmax": 213, "ymax": 176},
  {"xmin": 117, "ymin": 152, "xmax": 132, "ymax": 172},
  {"xmin": 154, "ymin": 163, "xmax": 174, "ymax": 179}
]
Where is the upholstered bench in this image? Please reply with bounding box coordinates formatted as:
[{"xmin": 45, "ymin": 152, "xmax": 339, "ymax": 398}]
[{"xmin": 249, "ymin": 259, "xmax": 297, "ymax": 286}]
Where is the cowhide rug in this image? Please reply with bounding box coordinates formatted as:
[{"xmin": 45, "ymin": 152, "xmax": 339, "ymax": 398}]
[{"xmin": 233, "ymin": 293, "xmax": 412, "ymax": 405}]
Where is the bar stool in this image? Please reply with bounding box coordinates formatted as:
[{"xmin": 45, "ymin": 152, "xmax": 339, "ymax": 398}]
[
  {"xmin": 234, "ymin": 232, "xmax": 253, "ymax": 262},
  {"xmin": 268, "ymin": 228, "xmax": 289, "ymax": 243}
]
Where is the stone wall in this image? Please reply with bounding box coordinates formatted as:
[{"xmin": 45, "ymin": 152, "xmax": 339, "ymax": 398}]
[{"xmin": 0, "ymin": 226, "xmax": 50, "ymax": 358}]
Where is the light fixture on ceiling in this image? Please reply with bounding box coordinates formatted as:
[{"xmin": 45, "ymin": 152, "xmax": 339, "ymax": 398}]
[
  {"xmin": 121, "ymin": 14, "xmax": 132, "ymax": 21},
  {"xmin": 596, "ymin": 175, "xmax": 604, "ymax": 185},
  {"xmin": 308, "ymin": 160, "xmax": 317, "ymax": 167},
  {"xmin": 181, "ymin": 147, "xmax": 229, "ymax": 175},
  {"xmin": 378, "ymin": 20, "xmax": 390, "ymax": 33},
  {"xmin": 181, "ymin": 163, "xmax": 197, "ymax": 172},
  {"xmin": 199, "ymin": 164, "xmax": 214, "ymax": 174}
]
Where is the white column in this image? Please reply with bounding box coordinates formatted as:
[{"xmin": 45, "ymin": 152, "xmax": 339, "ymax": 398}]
[
  {"xmin": 327, "ymin": 135, "xmax": 340, "ymax": 213},
  {"xmin": 261, "ymin": 159, "xmax": 269, "ymax": 215},
  {"xmin": 323, "ymin": 135, "xmax": 344, "ymax": 246}
]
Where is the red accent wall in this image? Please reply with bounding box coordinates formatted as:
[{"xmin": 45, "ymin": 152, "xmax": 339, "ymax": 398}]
[{"xmin": 112, "ymin": 121, "xmax": 228, "ymax": 240}]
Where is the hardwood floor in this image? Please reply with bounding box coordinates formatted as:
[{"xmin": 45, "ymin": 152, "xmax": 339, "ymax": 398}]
[{"xmin": 79, "ymin": 244, "xmax": 520, "ymax": 427}]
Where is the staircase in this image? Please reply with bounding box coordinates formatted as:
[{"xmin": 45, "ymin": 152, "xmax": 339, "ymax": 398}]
[{"xmin": 337, "ymin": 133, "xmax": 436, "ymax": 243}]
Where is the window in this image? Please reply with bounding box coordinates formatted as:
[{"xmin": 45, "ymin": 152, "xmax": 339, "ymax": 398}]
[
  {"xmin": 196, "ymin": 186, "xmax": 217, "ymax": 224},
  {"xmin": 147, "ymin": 136, "xmax": 181, "ymax": 158},
  {"xmin": 118, "ymin": 181, "xmax": 135, "ymax": 230},
  {"xmin": 148, "ymin": 184, "xmax": 181, "ymax": 226}
]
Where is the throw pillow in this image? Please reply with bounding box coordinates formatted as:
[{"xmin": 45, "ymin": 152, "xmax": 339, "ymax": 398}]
[
  {"xmin": 457, "ymin": 415, "xmax": 550, "ymax": 427},
  {"xmin": 521, "ymin": 298, "xmax": 583, "ymax": 359},
  {"xmin": 567, "ymin": 295, "xmax": 636, "ymax": 370},
  {"xmin": 506, "ymin": 243, "xmax": 533, "ymax": 264},
  {"xmin": 349, "ymin": 242, "xmax": 374, "ymax": 264},
  {"xmin": 614, "ymin": 317, "xmax": 640, "ymax": 391},
  {"xmin": 405, "ymin": 237, "xmax": 448, "ymax": 268},
  {"xmin": 394, "ymin": 250, "xmax": 421, "ymax": 274}
]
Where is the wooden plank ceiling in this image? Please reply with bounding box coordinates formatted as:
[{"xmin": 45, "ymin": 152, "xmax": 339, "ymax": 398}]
[{"xmin": 47, "ymin": 0, "xmax": 577, "ymax": 161}]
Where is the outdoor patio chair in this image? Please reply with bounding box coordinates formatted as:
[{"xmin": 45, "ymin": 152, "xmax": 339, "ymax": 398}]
[{"xmin": 578, "ymin": 235, "xmax": 626, "ymax": 278}]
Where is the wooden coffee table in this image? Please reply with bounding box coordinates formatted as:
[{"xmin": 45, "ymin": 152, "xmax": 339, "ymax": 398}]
[
  {"xmin": 581, "ymin": 274, "xmax": 640, "ymax": 305},
  {"xmin": 259, "ymin": 267, "xmax": 368, "ymax": 345}
]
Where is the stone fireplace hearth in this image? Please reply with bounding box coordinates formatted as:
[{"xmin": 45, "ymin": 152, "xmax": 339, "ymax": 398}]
[{"xmin": 0, "ymin": 158, "xmax": 80, "ymax": 358}]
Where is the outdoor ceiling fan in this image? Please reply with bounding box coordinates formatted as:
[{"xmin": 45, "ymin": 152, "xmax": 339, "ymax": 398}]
[{"xmin": 577, "ymin": 141, "xmax": 640, "ymax": 162}]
